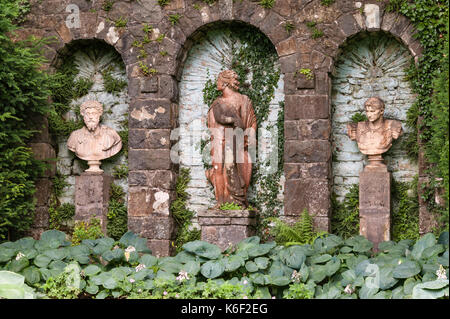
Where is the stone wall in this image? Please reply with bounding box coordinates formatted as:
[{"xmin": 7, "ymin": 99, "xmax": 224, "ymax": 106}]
[{"xmin": 20, "ymin": 0, "xmax": 424, "ymax": 254}]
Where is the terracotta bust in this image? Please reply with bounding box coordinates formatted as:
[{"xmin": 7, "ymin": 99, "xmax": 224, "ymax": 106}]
[
  {"xmin": 67, "ymin": 100, "xmax": 122, "ymax": 173},
  {"xmin": 347, "ymin": 97, "xmax": 403, "ymax": 168},
  {"xmin": 205, "ymin": 70, "xmax": 257, "ymax": 208}
]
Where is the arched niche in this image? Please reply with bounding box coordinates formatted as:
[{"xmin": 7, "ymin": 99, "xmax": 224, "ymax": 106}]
[
  {"xmin": 52, "ymin": 39, "xmax": 129, "ymax": 209},
  {"xmin": 331, "ymin": 31, "xmax": 418, "ymax": 202},
  {"xmin": 177, "ymin": 22, "xmax": 285, "ymax": 222}
]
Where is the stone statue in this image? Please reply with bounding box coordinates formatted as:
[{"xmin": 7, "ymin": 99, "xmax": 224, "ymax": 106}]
[
  {"xmin": 205, "ymin": 70, "xmax": 257, "ymax": 208},
  {"xmin": 67, "ymin": 100, "xmax": 122, "ymax": 173},
  {"xmin": 347, "ymin": 97, "xmax": 403, "ymax": 168}
]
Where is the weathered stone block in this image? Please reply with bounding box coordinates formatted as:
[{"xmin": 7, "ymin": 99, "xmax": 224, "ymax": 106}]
[
  {"xmin": 284, "ymin": 162, "xmax": 330, "ymax": 180},
  {"xmin": 74, "ymin": 173, "xmax": 113, "ymax": 234},
  {"xmin": 284, "ymin": 179, "xmax": 330, "ymax": 217},
  {"xmin": 336, "ymin": 13, "xmax": 360, "ymax": 37},
  {"xmin": 129, "ymin": 99, "xmax": 171, "ymax": 129},
  {"xmin": 285, "ymin": 95, "xmax": 329, "ymax": 120},
  {"xmin": 128, "ymin": 187, "xmax": 153, "ymax": 216},
  {"xmin": 128, "ymin": 149, "xmax": 172, "ymax": 170},
  {"xmin": 359, "ymin": 168, "xmax": 391, "ymax": 250},
  {"xmin": 147, "ymin": 239, "xmax": 174, "ymax": 258},
  {"xmin": 35, "ymin": 178, "xmax": 52, "ymax": 207},
  {"xmin": 198, "ymin": 209, "xmax": 258, "ymax": 251},
  {"xmin": 129, "ymin": 129, "xmax": 170, "ymax": 149},
  {"xmin": 284, "ymin": 140, "xmax": 331, "ymax": 163},
  {"xmin": 276, "ymin": 37, "xmax": 297, "ymax": 57}
]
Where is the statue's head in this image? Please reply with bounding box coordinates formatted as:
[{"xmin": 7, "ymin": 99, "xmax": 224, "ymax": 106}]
[
  {"xmin": 364, "ymin": 97, "xmax": 385, "ymax": 123},
  {"xmin": 80, "ymin": 100, "xmax": 103, "ymax": 131},
  {"xmin": 217, "ymin": 70, "xmax": 239, "ymax": 92}
]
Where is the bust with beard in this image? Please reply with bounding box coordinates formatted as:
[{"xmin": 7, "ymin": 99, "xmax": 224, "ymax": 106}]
[{"xmin": 67, "ymin": 100, "xmax": 122, "ymax": 172}]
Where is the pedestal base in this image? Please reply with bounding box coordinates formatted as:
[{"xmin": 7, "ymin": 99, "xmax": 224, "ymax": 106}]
[
  {"xmin": 359, "ymin": 166, "xmax": 391, "ymax": 251},
  {"xmin": 198, "ymin": 209, "xmax": 258, "ymax": 251},
  {"xmin": 75, "ymin": 172, "xmax": 113, "ymax": 234}
]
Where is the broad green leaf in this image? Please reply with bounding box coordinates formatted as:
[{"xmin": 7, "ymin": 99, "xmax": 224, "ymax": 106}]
[
  {"xmin": 245, "ymin": 261, "xmax": 259, "ymax": 272},
  {"xmin": 21, "ymin": 266, "xmax": 40, "ymax": 285},
  {"xmin": 310, "ymin": 254, "xmax": 332, "ymax": 264},
  {"xmin": 352, "ymin": 238, "xmax": 373, "ymax": 253},
  {"xmin": 181, "ymin": 261, "xmax": 200, "ymax": 276},
  {"xmin": 270, "ymin": 275, "xmax": 290, "ymax": 286},
  {"xmin": 84, "ymin": 265, "xmax": 101, "ymax": 276},
  {"xmin": 411, "ymin": 233, "xmax": 436, "ymax": 261},
  {"xmin": 324, "ymin": 257, "xmax": 340, "ymax": 277},
  {"xmin": 175, "ymin": 251, "xmax": 197, "ymax": 264},
  {"xmin": 0, "ymin": 270, "xmax": 25, "ymax": 288},
  {"xmin": 139, "ymin": 254, "xmax": 158, "ymax": 268},
  {"xmin": 391, "ymin": 286, "xmax": 405, "ymax": 299},
  {"xmin": 422, "ymin": 244, "xmax": 445, "ymax": 259},
  {"xmin": 248, "ymin": 242, "xmax": 276, "ymax": 258},
  {"xmin": 40, "ymin": 230, "xmax": 67, "ymax": 246},
  {"xmin": 67, "ymin": 245, "xmax": 91, "ymax": 264},
  {"xmin": 299, "ymin": 262, "xmax": 309, "ymax": 283},
  {"xmin": 16, "ymin": 238, "xmax": 36, "ymax": 251},
  {"xmin": 378, "ymin": 241, "xmax": 397, "ymax": 252},
  {"xmin": 92, "ymin": 238, "xmax": 114, "ymax": 255},
  {"xmin": 0, "ymin": 247, "xmax": 16, "ymax": 263},
  {"xmin": 254, "ymin": 257, "xmax": 270, "ymax": 270},
  {"xmin": 158, "ymin": 260, "xmax": 182, "ymax": 274},
  {"xmin": 378, "ymin": 266, "xmax": 398, "ymax": 290},
  {"xmin": 416, "ymin": 279, "xmax": 449, "ymax": 290},
  {"xmin": 182, "ymin": 241, "xmax": 221, "ymax": 260},
  {"xmin": 359, "ymin": 278, "xmax": 379, "ymax": 299},
  {"xmin": 279, "ymin": 246, "xmax": 306, "ymax": 269},
  {"xmin": 437, "ymin": 250, "xmax": 449, "ymax": 267},
  {"xmin": 110, "ymin": 268, "xmax": 128, "ymax": 281},
  {"xmin": 33, "ymin": 254, "xmax": 51, "ymax": 268},
  {"xmin": 101, "ymin": 248, "xmax": 124, "ymax": 262},
  {"xmin": 43, "ymin": 248, "xmax": 67, "ymax": 261},
  {"xmin": 102, "ymin": 277, "xmax": 117, "ymax": 290},
  {"xmin": 48, "ymin": 260, "xmax": 67, "ymax": 270},
  {"xmin": 200, "ymin": 260, "xmax": 225, "ymax": 279},
  {"xmin": 119, "ymin": 231, "xmax": 151, "ymax": 254},
  {"xmin": 309, "ymin": 264, "xmax": 327, "ymax": 283},
  {"xmin": 96, "ymin": 290, "xmax": 110, "ymax": 299},
  {"xmin": 85, "ymin": 284, "xmax": 99, "ymax": 295},
  {"xmin": 393, "ymin": 260, "xmax": 421, "ymax": 279},
  {"xmin": 438, "ymin": 232, "xmax": 449, "ymax": 246},
  {"xmin": 403, "ymin": 277, "xmax": 417, "ymax": 295},
  {"xmin": 223, "ymin": 255, "xmax": 245, "ymax": 272},
  {"xmin": 412, "ymin": 279, "xmax": 449, "ymax": 299},
  {"xmin": 7, "ymin": 258, "xmax": 29, "ymax": 273},
  {"xmin": 339, "ymin": 246, "xmax": 353, "ymax": 253}
]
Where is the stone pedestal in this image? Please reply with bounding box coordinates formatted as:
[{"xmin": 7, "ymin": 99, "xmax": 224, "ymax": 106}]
[
  {"xmin": 75, "ymin": 172, "xmax": 113, "ymax": 234},
  {"xmin": 198, "ymin": 209, "xmax": 258, "ymax": 251},
  {"xmin": 359, "ymin": 165, "xmax": 391, "ymax": 250}
]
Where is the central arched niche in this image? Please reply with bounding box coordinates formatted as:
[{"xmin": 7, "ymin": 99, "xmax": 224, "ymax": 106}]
[
  {"xmin": 178, "ymin": 23, "xmax": 285, "ymax": 224},
  {"xmin": 331, "ymin": 32, "xmax": 418, "ymax": 202}
]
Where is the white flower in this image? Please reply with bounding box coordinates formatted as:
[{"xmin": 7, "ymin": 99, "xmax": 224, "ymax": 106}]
[
  {"xmin": 15, "ymin": 252, "xmax": 25, "ymax": 261},
  {"xmin": 344, "ymin": 284, "xmax": 355, "ymax": 294},
  {"xmin": 124, "ymin": 246, "xmax": 136, "ymax": 261},
  {"xmin": 271, "ymin": 296, "xmax": 276, "ymax": 299},
  {"xmin": 176, "ymin": 270, "xmax": 189, "ymax": 282},
  {"xmin": 135, "ymin": 264, "xmax": 146, "ymax": 272},
  {"xmin": 243, "ymin": 296, "xmax": 248, "ymax": 299},
  {"xmin": 129, "ymin": 278, "xmax": 135, "ymax": 283},
  {"xmin": 436, "ymin": 265, "xmax": 447, "ymax": 280},
  {"xmin": 175, "ymin": 293, "xmax": 180, "ymax": 298},
  {"xmin": 243, "ymin": 280, "xmax": 248, "ymax": 285},
  {"xmin": 291, "ymin": 270, "xmax": 301, "ymax": 283}
]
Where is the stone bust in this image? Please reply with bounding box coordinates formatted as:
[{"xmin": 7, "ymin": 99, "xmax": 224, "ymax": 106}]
[
  {"xmin": 67, "ymin": 100, "xmax": 122, "ymax": 173},
  {"xmin": 347, "ymin": 97, "xmax": 403, "ymax": 168}
]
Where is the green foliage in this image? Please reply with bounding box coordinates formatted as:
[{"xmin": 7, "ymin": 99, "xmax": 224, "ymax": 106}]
[
  {"xmin": 306, "ymin": 21, "xmax": 324, "ymax": 39},
  {"xmin": 284, "ymin": 22, "xmax": 295, "ymax": 34},
  {"xmin": 107, "ymin": 183, "xmax": 128, "ymax": 240},
  {"xmin": 201, "ymin": 0, "xmax": 217, "ymax": 5},
  {"xmin": 392, "ymin": 178, "xmax": 420, "ymax": 241},
  {"xmin": 102, "ymin": 68, "xmax": 127, "ymax": 95},
  {"xmin": 71, "ymin": 219, "xmax": 104, "ymax": 246},
  {"xmin": 259, "ymin": 0, "xmax": 275, "ymax": 9},
  {"xmin": 41, "ymin": 263, "xmax": 82, "ymax": 298},
  {"xmin": 295, "ymin": 68, "xmax": 314, "ymax": 80},
  {"xmin": 387, "ymin": 0, "xmax": 449, "ymax": 231},
  {"xmin": 1, "ymin": 231, "xmax": 447, "ymax": 299},
  {"xmin": 112, "ymin": 164, "xmax": 128, "ymax": 179},
  {"xmin": 0, "ymin": 1, "xmax": 53, "ymax": 241},
  {"xmin": 114, "ymin": 17, "xmax": 127, "ymax": 28},
  {"xmin": 102, "ymin": 0, "xmax": 114, "ymax": 12},
  {"xmin": 320, "ymin": 0, "xmax": 335, "ymax": 6},
  {"xmin": 0, "ymin": 270, "xmax": 42, "ymax": 299},
  {"xmin": 48, "ymin": 203, "xmax": 75, "ymax": 230},
  {"xmin": 331, "ymin": 184, "xmax": 360, "ymax": 239},
  {"xmin": 157, "ymin": 0, "xmax": 171, "ymax": 7},
  {"xmin": 268, "ymin": 210, "xmax": 324, "ymax": 245},
  {"xmin": 168, "ymin": 14, "xmax": 182, "ymax": 25},
  {"xmin": 219, "ymin": 202, "xmax": 244, "ymax": 210},
  {"xmin": 351, "ymin": 112, "xmax": 368, "ymax": 123},
  {"xmin": 171, "ymin": 168, "xmax": 200, "ymax": 252}
]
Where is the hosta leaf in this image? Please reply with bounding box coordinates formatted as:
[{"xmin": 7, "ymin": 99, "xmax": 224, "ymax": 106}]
[
  {"xmin": 7, "ymin": 258, "xmax": 29, "ymax": 273},
  {"xmin": 182, "ymin": 261, "xmax": 200, "ymax": 276},
  {"xmin": 393, "ymin": 260, "xmax": 421, "ymax": 278},
  {"xmin": 33, "ymin": 254, "xmax": 51, "ymax": 268},
  {"xmin": 101, "ymin": 248, "xmax": 124, "ymax": 262},
  {"xmin": 200, "ymin": 260, "xmax": 225, "ymax": 279},
  {"xmin": 48, "ymin": 260, "xmax": 67, "ymax": 270},
  {"xmin": 248, "ymin": 242, "xmax": 276, "ymax": 258},
  {"xmin": 119, "ymin": 231, "xmax": 151, "ymax": 254},
  {"xmin": 352, "ymin": 238, "xmax": 373, "ymax": 253},
  {"xmin": 182, "ymin": 241, "xmax": 221, "ymax": 260},
  {"xmin": 438, "ymin": 232, "xmax": 449, "ymax": 246},
  {"xmin": 270, "ymin": 275, "xmax": 290, "ymax": 286},
  {"xmin": 139, "ymin": 254, "xmax": 158, "ymax": 268},
  {"xmin": 412, "ymin": 279, "xmax": 449, "ymax": 299},
  {"xmin": 324, "ymin": 257, "xmax": 341, "ymax": 277},
  {"xmin": 403, "ymin": 277, "xmax": 417, "ymax": 295},
  {"xmin": 411, "ymin": 233, "xmax": 436, "ymax": 261},
  {"xmin": 0, "ymin": 248, "xmax": 16, "ymax": 263},
  {"xmin": 310, "ymin": 254, "xmax": 332, "ymax": 264},
  {"xmin": 299, "ymin": 262, "xmax": 309, "ymax": 283},
  {"xmin": 43, "ymin": 248, "xmax": 67, "ymax": 261},
  {"xmin": 422, "ymin": 244, "xmax": 445, "ymax": 259},
  {"xmin": 16, "ymin": 238, "xmax": 36, "ymax": 251},
  {"xmin": 378, "ymin": 266, "xmax": 398, "ymax": 290},
  {"xmin": 309, "ymin": 265, "xmax": 327, "ymax": 283},
  {"xmin": 279, "ymin": 246, "xmax": 306, "ymax": 269},
  {"xmin": 84, "ymin": 265, "xmax": 101, "ymax": 276},
  {"xmin": 102, "ymin": 277, "xmax": 118, "ymax": 290},
  {"xmin": 223, "ymin": 255, "xmax": 245, "ymax": 272},
  {"xmin": 21, "ymin": 266, "xmax": 40, "ymax": 285},
  {"xmin": 254, "ymin": 257, "xmax": 270, "ymax": 270},
  {"xmin": 437, "ymin": 250, "xmax": 449, "ymax": 267},
  {"xmin": 378, "ymin": 241, "xmax": 397, "ymax": 252},
  {"xmin": 85, "ymin": 284, "xmax": 99, "ymax": 295},
  {"xmin": 40, "ymin": 230, "xmax": 67, "ymax": 246},
  {"xmin": 175, "ymin": 251, "xmax": 197, "ymax": 264},
  {"xmin": 339, "ymin": 246, "xmax": 353, "ymax": 253},
  {"xmin": 67, "ymin": 245, "xmax": 91, "ymax": 264},
  {"xmin": 245, "ymin": 261, "xmax": 259, "ymax": 272}
]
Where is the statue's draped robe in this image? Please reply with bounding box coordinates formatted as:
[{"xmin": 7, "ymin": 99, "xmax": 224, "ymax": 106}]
[{"xmin": 206, "ymin": 95, "xmax": 257, "ymax": 206}]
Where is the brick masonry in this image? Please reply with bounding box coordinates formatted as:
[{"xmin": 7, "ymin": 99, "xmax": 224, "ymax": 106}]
[{"xmin": 22, "ymin": 0, "xmax": 425, "ymax": 253}]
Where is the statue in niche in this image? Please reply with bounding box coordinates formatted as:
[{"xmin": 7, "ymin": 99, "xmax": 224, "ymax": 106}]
[
  {"xmin": 67, "ymin": 100, "xmax": 122, "ymax": 173},
  {"xmin": 347, "ymin": 97, "xmax": 403, "ymax": 168},
  {"xmin": 205, "ymin": 70, "xmax": 257, "ymax": 208}
]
